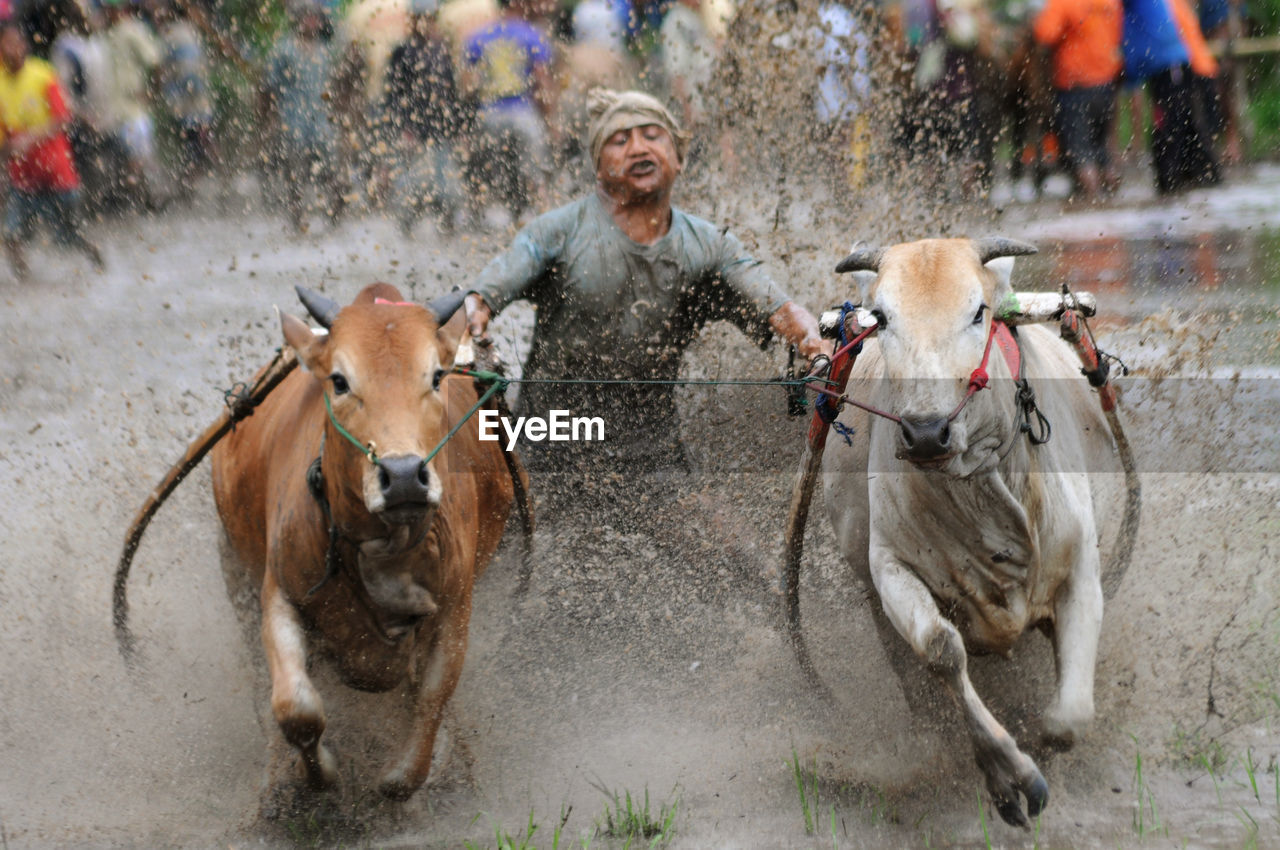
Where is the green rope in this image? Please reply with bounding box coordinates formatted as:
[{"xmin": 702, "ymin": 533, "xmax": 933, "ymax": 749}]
[
  {"xmin": 324, "ymin": 391, "xmax": 379, "ymax": 464},
  {"xmin": 422, "ymin": 378, "xmax": 508, "ymax": 464}
]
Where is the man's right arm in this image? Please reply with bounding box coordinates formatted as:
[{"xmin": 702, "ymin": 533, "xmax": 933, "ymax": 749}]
[{"xmin": 464, "ymin": 209, "xmax": 566, "ymax": 343}]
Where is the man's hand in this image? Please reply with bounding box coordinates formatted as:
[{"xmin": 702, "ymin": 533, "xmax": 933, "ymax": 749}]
[
  {"xmin": 465, "ymin": 292, "xmax": 493, "ymax": 346},
  {"xmin": 769, "ymin": 300, "xmax": 833, "ymax": 367}
]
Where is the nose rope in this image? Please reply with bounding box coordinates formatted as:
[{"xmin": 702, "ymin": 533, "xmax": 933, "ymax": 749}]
[
  {"xmin": 806, "ymin": 317, "xmax": 1009, "ymax": 429},
  {"xmin": 324, "ymin": 391, "xmax": 380, "ymax": 466},
  {"xmin": 324, "ymin": 377, "xmax": 509, "ymax": 474},
  {"xmin": 946, "ymin": 317, "xmax": 1002, "ymax": 422}
]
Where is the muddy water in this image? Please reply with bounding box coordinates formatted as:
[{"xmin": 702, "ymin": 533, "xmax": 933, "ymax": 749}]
[{"xmin": 1, "ymin": 54, "xmax": 1280, "ymax": 846}]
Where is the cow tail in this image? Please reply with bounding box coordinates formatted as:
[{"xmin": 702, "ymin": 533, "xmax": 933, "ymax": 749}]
[
  {"xmin": 1102, "ymin": 406, "xmax": 1141, "ymax": 600},
  {"xmin": 783, "ymin": 440, "xmax": 835, "ymax": 704},
  {"xmin": 114, "ymin": 349, "xmax": 298, "ymax": 662}
]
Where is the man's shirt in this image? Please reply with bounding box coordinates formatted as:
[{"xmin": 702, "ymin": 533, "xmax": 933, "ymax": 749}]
[
  {"xmin": 0, "ymin": 58, "xmax": 79, "ymax": 192},
  {"xmin": 463, "ymin": 18, "xmax": 550, "ymax": 110},
  {"xmin": 1033, "ymin": 0, "xmax": 1123, "ymax": 90},
  {"xmin": 471, "ymin": 192, "xmax": 790, "ymax": 460},
  {"xmin": 384, "ymin": 32, "xmax": 463, "ymax": 141},
  {"xmin": 102, "ymin": 18, "xmax": 162, "ymax": 126}
]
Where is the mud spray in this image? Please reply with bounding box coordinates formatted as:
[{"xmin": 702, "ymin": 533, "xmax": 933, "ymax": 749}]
[{"xmin": 2, "ymin": 2, "xmax": 1280, "ymax": 848}]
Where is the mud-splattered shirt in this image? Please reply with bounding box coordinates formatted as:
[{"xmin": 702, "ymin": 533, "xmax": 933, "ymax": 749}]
[{"xmin": 471, "ymin": 191, "xmax": 791, "ymax": 468}]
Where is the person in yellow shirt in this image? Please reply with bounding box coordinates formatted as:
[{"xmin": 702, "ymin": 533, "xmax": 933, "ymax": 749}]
[{"xmin": 0, "ymin": 21, "xmax": 103, "ymax": 280}]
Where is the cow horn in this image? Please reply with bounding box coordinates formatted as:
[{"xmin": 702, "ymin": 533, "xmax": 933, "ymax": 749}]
[
  {"xmin": 974, "ymin": 237, "xmax": 1038, "ymax": 264},
  {"xmin": 426, "ymin": 289, "xmax": 468, "ymax": 326},
  {"xmin": 834, "ymin": 244, "xmax": 883, "ymax": 274},
  {"xmin": 295, "ymin": 286, "xmax": 341, "ymax": 329}
]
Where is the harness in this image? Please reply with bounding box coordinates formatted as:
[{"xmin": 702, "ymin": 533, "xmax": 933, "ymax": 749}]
[
  {"xmin": 809, "ymin": 308, "xmax": 1052, "ymax": 450},
  {"xmin": 303, "ymin": 375, "xmax": 509, "ymax": 606}
]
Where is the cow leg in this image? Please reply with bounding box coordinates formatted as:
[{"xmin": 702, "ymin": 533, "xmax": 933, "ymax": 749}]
[
  {"xmin": 871, "ymin": 554, "xmax": 1048, "ymax": 828},
  {"xmin": 261, "ymin": 576, "xmax": 338, "ymax": 790},
  {"xmin": 378, "ymin": 603, "xmax": 471, "ymax": 801},
  {"xmin": 1043, "ymin": 549, "xmax": 1103, "ymax": 749}
]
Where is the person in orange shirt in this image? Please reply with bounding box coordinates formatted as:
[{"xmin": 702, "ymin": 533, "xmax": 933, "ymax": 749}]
[
  {"xmin": 1033, "ymin": 0, "xmax": 1124, "ymax": 200},
  {"xmin": 0, "ymin": 21, "xmax": 103, "ymax": 280}
]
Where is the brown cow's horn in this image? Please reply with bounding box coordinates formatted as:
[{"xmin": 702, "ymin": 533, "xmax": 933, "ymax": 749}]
[
  {"xmin": 295, "ymin": 286, "xmax": 341, "ymax": 329},
  {"xmin": 974, "ymin": 237, "xmax": 1038, "ymax": 264},
  {"xmin": 425, "ymin": 289, "xmax": 467, "ymax": 325},
  {"xmin": 834, "ymin": 244, "xmax": 883, "ymax": 274}
]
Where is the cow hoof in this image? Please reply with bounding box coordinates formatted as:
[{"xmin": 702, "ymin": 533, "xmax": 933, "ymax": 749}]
[
  {"xmin": 378, "ymin": 771, "xmax": 423, "ymax": 803},
  {"xmin": 1041, "ymin": 727, "xmax": 1076, "ymax": 752},
  {"xmin": 300, "ymin": 743, "xmax": 339, "ymax": 791},
  {"xmin": 993, "ymin": 771, "xmax": 1049, "ymax": 828}
]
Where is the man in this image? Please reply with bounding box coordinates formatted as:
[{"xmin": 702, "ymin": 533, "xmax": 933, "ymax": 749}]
[
  {"xmin": 463, "ymin": 89, "xmax": 829, "ymax": 479},
  {"xmin": 100, "ymin": 0, "xmax": 165, "ymax": 210},
  {"xmin": 461, "ymin": 0, "xmax": 556, "ymax": 218},
  {"xmin": 0, "ymin": 21, "xmax": 104, "ymax": 280},
  {"xmin": 382, "ymin": 0, "xmax": 468, "ymax": 234},
  {"xmin": 1121, "ymin": 0, "xmax": 1219, "ymax": 193},
  {"xmin": 1033, "ymin": 0, "xmax": 1123, "ymax": 200},
  {"xmin": 660, "ymin": 0, "xmax": 716, "ymax": 132},
  {"xmin": 151, "ymin": 0, "xmax": 218, "ymax": 194},
  {"xmin": 260, "ymin": 0, "xmax": 347, "ymax": 232}
]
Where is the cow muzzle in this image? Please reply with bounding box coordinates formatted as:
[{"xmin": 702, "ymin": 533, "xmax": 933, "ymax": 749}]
[
  {"xmin": 898, "ymin": 415, "xmax": 954, "ymax": 464},
  {"xmin": 374, "ymin": 454, "xmax": 439, "ymax": 523}
]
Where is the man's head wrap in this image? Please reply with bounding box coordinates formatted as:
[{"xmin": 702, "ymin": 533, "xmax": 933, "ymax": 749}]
[{"xmin": 587, "ymin": 88, "xmax": 689, "ymax": 169}]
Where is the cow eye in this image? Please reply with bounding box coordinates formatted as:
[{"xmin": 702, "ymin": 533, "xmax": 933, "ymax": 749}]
[
  {"xmin": 973, "ymin": 304, "xmax": 987, "ymax": 325},
  {"xmin": 431, "ymin": 369, "xmax": 445, "ymax": 391},
  {"xmin": 330, "ymin": 373, "xmax": 350, "ymax": 395},
  {"xmin": 870, "ymin": 309, "xmax": 888, "ymax": 330}
]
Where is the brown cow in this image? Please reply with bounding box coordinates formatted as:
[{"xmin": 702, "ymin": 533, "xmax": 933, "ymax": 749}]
[{"xmin": 210, "ymin": 282, "xmax": 513, "ymax": 801}]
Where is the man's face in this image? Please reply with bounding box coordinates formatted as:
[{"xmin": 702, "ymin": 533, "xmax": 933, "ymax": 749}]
[
  {"xmin": 0, "ymin": 29, "xmax": 26, "ymax": 73},
  {"xmin": 595, "ymin": 124, "xmax": 681, "ymax": 202}
]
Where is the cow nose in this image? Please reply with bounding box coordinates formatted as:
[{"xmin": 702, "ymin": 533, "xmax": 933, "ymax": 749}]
[
  {"xmin": 377, "ymin": 455, "xmax": 433, "ymax": 508},
  {"xmin": 899, "ymin": 415, "xmax": 952, "ymax": 460}
]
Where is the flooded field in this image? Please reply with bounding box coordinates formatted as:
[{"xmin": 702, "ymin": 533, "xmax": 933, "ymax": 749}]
[{"xmin": 1, "ymin": 160, "xmax": 1280, "ymax": 850}]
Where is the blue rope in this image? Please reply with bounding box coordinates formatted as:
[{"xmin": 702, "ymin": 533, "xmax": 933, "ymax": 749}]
[
  {"xmin": 815, "ymin": 300, "xmax": 862, "ymax": 427},
  {"xmin": 832, "ymin": 420, "xmax": 856, "ymax": 446}
]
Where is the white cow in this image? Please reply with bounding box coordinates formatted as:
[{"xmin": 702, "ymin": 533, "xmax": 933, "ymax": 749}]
[{"xmin": 822, "ymin": 237, "xmax": 1122, "ymax": 827}]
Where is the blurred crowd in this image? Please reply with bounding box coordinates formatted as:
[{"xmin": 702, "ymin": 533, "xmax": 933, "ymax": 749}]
[{"xmin": 0, "ymin": 0, "xmax": 1256, "ymax": 273}]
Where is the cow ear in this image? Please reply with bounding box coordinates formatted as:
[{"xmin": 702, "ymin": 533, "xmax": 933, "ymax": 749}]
[
  {"xmin": 281, "ymin": 309, "xmax": 326, "ymax": 373},
  {"xmin": 984, "ymin": 256, "xmax": 1016, "ymax": 299}
]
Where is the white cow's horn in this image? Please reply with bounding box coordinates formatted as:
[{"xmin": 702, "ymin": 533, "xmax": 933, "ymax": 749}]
[
  {"xmin": 834, "ymin": 243, "xmax": 883, "ymax": 274},
  {"xmin": 295, "ymin": 285, "xmax": 341, "ymax": 329},
  {"xmin": 974, "ymin": 237, "xmax": 1038, "ymax": 264}
]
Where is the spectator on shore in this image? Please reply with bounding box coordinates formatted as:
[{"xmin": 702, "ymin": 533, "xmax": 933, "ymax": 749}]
[
  {"xmin": 151, "ymin": 0, "xmax": 218, "ymax": 194},
  {"xmin": 461, "ymin": 0, "xmax": 557, "ymax": 219},
  {"xmin": 1033, "ymin": 0, "xmax": 1123, "ymax": 200},
  {"xmin": 0, "ymin": 21, "xmax": 103, "ymax": 279},
  {"xmin": 1121, "ymin": 0, "xmax": 1220, "ymax": 193},
  {"xmin": 382, "ymin": 0, "xmax": 468, "ymax": 234},
  {"xmin": 559, "ymin": 0, "xmax": 635, "ymax": 168},
  {"xmin": 1194, "ymin": 0, "xmax": 1242, "ymax": 162},
  {"xmin": 810, "ymin": 1, "xmax": 872, "ymax": 189},
  {"xmin": 260, "ymin": 0, "xmax": 347, "ymax": 232},
  {"xmin": 100, "ymin": 0, "xmax": 165, "ymax": 209},
  {"xmin": 660, "ymin": 0, "xmax": 717, "ymax": 132}
]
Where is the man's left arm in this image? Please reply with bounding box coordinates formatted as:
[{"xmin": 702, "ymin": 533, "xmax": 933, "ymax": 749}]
[
  {"xmin": 768, "ymin": 300, "xmax": 829, "ymax": 362},
  {"xmin": 713, "ymin": 229, "xmax": 832, "ymax": 363}
]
